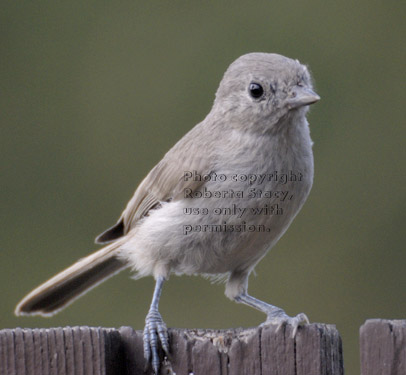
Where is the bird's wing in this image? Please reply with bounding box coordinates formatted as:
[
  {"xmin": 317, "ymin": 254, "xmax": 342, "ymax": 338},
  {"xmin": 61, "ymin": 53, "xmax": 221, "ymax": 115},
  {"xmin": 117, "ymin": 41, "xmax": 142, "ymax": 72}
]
[{"xmin": 95, "ymin": 124, "xmax": 213, "ymax": 243}]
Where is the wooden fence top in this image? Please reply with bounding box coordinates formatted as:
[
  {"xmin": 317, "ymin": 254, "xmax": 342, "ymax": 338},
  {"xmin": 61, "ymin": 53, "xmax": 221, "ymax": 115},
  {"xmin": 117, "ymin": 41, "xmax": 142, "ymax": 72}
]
[
  {"xmin": 360, "ymin": 319, "xmax": 406, "ymax": 375},
  {"xmin": 0, "ymin": 323, "xmax": 343, "ymax": 375}
]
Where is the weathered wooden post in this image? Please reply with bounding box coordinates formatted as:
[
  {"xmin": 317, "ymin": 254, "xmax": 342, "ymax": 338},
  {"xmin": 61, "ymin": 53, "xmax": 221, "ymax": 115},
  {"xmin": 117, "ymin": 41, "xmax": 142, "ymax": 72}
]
[
  {"xmin": 0, "ymin": 323, "xmax": 343, "ymax": 375},
  {"xmin": 360, "ymin": 319, "xmax": 406, "ymax": 375}
]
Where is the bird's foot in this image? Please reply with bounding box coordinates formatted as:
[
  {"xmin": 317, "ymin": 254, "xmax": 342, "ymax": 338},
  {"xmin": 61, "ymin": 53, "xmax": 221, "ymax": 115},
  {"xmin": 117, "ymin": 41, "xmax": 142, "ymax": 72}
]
[
  {"xmin": 143, "ymin": 308, "xmax": 169, "ymax": 374},
  {"xmin": 261, "ymin": 309, "xmax": 309, "ymax": 338}
]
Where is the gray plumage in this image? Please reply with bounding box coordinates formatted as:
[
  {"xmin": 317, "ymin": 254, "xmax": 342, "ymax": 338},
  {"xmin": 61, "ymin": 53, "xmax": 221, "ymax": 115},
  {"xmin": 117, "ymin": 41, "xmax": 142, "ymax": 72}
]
[{"xmin": 15, "ymin": 52, "xmax": 320, "ymax": 374}]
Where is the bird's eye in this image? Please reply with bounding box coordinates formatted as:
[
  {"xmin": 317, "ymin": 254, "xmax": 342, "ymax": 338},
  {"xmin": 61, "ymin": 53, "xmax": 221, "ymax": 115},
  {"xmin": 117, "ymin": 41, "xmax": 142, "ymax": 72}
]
[{"xmin": 248, "ymin": 83, "xmax": 264, "ymax": 99}]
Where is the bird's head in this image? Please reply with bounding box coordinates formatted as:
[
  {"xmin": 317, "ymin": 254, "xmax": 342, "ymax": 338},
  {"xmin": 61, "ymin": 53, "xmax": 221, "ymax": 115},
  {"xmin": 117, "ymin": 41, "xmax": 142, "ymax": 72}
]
[{"xmin": 213, "ymin": 53, "xmax": 320, "ymax": 132}]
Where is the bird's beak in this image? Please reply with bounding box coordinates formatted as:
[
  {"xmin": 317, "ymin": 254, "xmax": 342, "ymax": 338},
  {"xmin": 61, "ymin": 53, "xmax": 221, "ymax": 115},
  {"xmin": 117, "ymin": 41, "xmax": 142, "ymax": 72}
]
[{"xmin": 287, "ymin": 86, "xmax": 320, "ymax": 109}]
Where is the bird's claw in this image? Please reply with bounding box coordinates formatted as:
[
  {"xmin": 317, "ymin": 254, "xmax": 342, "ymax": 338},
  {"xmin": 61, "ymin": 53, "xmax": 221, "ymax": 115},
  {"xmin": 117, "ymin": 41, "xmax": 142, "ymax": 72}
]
[
  {"xmin": 143, "ymin": 309, "xmax": 169, "ymax": 374},
  {"xmin": 262, "ymin": 310, "xmax": 309, "ymax": 338}
]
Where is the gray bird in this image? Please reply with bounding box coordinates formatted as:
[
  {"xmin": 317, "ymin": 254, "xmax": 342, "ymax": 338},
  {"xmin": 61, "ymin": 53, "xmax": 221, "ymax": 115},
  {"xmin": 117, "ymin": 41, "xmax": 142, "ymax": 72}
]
[{"xmin": 15, "ymin": 52, "xmax": 320, "ymax": 374}]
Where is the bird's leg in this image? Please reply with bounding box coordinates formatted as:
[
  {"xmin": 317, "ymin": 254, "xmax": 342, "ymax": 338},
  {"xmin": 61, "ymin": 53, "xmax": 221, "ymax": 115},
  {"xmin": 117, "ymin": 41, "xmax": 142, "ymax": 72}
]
[
  {"xmin": 235, "ymin": 292, "xmax": 309, "ymax": 337},
  {"xmin": 143, "ymin": 277, "xmax": 169, "ymax": 374}
]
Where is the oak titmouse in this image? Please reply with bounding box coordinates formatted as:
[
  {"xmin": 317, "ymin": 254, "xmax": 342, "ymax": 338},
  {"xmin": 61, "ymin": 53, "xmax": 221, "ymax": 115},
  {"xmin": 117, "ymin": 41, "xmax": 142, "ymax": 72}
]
[{"xmin": 15, "ymin": 52, "xmax": 320, "ymax": 373}]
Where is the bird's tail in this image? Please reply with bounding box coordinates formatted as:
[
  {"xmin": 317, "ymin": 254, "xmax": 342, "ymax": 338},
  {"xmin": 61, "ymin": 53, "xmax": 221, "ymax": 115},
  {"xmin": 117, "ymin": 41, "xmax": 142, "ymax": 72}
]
[{"xmin": 15, "ymin": 241, "xmax": 128, "ymax": 317}]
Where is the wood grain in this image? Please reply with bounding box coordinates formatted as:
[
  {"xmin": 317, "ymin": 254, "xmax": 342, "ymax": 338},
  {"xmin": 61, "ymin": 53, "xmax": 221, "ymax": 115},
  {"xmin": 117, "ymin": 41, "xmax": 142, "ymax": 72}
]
[
  {"xmin": 0, "ymin": 323, "xmax": 343, "ymax": 374},
  {"xmin": 360, "ymin": 319, "xmax": 406, "ymax": 375}
]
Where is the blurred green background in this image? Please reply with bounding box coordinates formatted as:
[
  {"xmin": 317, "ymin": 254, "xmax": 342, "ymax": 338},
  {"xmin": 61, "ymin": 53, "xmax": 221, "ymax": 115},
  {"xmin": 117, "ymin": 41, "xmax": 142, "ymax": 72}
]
[{"xmin": 1, "ymin": 1, "xmax": 405, "ymax": 374}]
